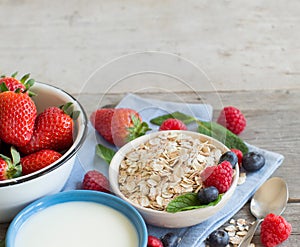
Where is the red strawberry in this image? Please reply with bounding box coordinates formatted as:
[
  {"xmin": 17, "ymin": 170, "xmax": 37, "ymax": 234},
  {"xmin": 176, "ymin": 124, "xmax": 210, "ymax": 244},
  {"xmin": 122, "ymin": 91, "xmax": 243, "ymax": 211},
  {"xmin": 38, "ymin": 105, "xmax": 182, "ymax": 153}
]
[
  {"xmin": 201, "ymin": 161, "xmax": 233, "ymax": 193},
  {"xmin": 217, "ymin": 106, "xmax": 246, "ymax": 135},
  {"xmin": 0, "ymin": 91, "xmax": 37, "ymax": 147},
  {"xmin": 19, "ymin": 103, "xmax": 77, "ymax": 155},
  {"xmin": 21, "ymin": 149, "xmax": 62, "ymax": 175},
  {"xmin": 159, "ymin": 118, "xmax": 187, "ymax": 131},
  {"xmin": 260, "ymin": 213, "xmax": 292, "ymax": 247},
  {"xmin": 90, "ymin": 108, "xmax": 115, "ymax": 144},
  {"xmin": 82, "ymin": 170, "xmax": 110, "ymax": 193},
  {"xmin": 147, "ymin": 235, "xmax": 163, "ymax": 247},
  {"xmin": 0, "ymin": 72, "xmax": 35, "ymax": 94},
  {"xmin": 0, "ymin": 147, "xmax": 22, "ymax": 180},
  {"xmin": 91, "ymin": 108, "xmax": 150, "ymax": 147}
]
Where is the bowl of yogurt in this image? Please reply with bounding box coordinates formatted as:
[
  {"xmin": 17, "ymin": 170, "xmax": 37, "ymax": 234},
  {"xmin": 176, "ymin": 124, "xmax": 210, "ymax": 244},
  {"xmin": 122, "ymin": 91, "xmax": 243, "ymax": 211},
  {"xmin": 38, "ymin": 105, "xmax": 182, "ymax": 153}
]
[{"xmin": 6, "ymin": 190, "xmax": 147, "ymax": 247}]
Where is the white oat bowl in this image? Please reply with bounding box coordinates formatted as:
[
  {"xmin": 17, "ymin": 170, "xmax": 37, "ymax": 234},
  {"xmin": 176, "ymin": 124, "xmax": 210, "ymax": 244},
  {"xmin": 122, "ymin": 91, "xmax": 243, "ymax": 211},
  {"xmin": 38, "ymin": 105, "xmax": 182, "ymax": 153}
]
[{"xmin": 109, "ymin": 130, "xmax": 239, "ymax": 228}]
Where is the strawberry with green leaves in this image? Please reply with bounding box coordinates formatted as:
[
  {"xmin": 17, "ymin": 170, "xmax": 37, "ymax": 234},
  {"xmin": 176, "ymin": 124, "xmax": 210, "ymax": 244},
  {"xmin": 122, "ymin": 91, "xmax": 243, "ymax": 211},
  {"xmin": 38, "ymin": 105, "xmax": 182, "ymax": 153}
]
[
  {"xmin": 91, "ymin": 108, "xmax": 150, "ymax": 147},
  {"xmin": 0, "ymin": 72, "xmax": 35, "ymax": 95},
  {"xmin": 19, "ymin": 103, "xmax": 79, "ymax": 155},
  {"xmin": 21, "ymin": 149, "xmax": 62, "ymax": 175},
  {"xmin": 0, "ymin": 147, "xmax": 22, "ymax": 181},
  {"xmin": 0, "ymin": 90, "xmax": 37, "ymax": 147}
]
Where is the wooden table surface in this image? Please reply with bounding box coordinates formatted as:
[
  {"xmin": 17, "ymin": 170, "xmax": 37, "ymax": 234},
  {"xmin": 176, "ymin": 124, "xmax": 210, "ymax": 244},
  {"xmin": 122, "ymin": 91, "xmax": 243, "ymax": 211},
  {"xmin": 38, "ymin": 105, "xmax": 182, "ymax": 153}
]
[{"xmin": 1, "ymin": 0, "xmax": 300, "ymax": 246}]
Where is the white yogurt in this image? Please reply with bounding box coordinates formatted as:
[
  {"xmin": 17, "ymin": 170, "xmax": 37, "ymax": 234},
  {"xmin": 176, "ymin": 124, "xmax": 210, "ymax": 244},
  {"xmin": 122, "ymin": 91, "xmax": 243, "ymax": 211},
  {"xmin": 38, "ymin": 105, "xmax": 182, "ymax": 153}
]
[{"xmin": 15, "ymin": 201, "xmax": 139, "ymax": 247}]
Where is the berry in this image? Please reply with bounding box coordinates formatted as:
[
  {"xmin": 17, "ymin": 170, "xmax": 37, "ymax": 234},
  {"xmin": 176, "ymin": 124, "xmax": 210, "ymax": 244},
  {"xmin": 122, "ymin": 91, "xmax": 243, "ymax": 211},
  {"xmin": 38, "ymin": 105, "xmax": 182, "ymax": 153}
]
[
  {"xmin": 160, "ymin": 232, "xmax": 180, "ymax": 247},
  {"xmin": 0, "ymin": 72, "xmax": 35, "ymax": 93},
  {"xmin": 82, "ymin": 170, "xmax": 110, "ymax": 193},
  {"xmin": 217, "ymin": 106, "xmax": 246, "ymax": 135},
  {"xmin": 0, "ymin": 147, "xmax": 22, "ymax": 180},
  {"xmin": 197, "ymin": 186, "xmax": 219, "ymax": 205},
  {"xmin": 19, "ymin": 103, "xmax": 76, "ymax": 155},
  {"xmin": 90, "ymin": 108, "xmax": 115, "ymax": 144},
  {"xmin": 260, "ymin": 213, "xmax": 292, "ymax": 247},
  {"xmin": 159, "ymin": 118, "xmax": 187, "ymax": 131},
  {"xmin": 201, "ymin": 161, "xmax": 233, "ymax": 193},
  {"xmin": 91, "ymin": 108, "xmax": 150, "ymax": 147},
  {"xmin": 0, "ymin": 77, "xmax": 26, "ymax": 92},
  {"xmin": 21, "ymin": 149, "xmax": 62, "ymax": 175},
  {"xmin": 207, "ymin": 230, "xmax": 229, "ymax": 247},
  {"xmin": 147, "ymin": 235, "xmax": 163, "ymax": 247},
  {"xmin": 230, "ymin": 148, "xmax": 243, "ymax": 166},
  {"xmin": 0, "ymin": 91, "xmax": 37, "ymax": 147},
  {"xmin": 218, "ymin": 151, "xmax": 238, "ymax": 168},
  {"xmin": 242, "ymin": 152, "xmax": 265, "ymax": 172}
]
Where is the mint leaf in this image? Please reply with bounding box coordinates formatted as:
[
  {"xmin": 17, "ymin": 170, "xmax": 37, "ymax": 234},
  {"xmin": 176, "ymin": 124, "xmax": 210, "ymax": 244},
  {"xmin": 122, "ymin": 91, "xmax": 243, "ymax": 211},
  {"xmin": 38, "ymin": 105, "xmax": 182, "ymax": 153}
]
[
  {"xmin": 96, "ymin": 144, "xmax": 116, "ymax": 164},
  {"xmin": 166, "ymin": 193, "xmax": 223, "ymax": 213},
  {"xmin": 150, "ymin": 111, "xmax": 197, "ymax": 126}
]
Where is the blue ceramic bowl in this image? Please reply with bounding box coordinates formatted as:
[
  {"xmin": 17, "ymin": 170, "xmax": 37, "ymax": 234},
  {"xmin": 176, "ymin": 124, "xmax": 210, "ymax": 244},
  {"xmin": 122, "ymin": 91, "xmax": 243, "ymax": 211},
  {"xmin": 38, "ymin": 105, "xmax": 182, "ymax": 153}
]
[{"xmin": 6, "ymin": 190, "xmax": 148, "ymax": 247}]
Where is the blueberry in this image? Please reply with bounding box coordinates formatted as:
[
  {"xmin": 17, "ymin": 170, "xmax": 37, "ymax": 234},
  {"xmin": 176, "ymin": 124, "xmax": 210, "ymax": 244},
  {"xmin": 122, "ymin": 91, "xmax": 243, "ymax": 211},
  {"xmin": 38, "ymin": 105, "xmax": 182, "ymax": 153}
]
[
  {"xmin": 219, "ymin": 151, "xmax": 238, "ymax": 168},
  {"xmin": 161, "ymin": 232, "xmax": 180, "ymax": 247},
  {"xmin": 242, "ymin": 152, "xmax": 265, "ymax": 172},
  {"xmin": 207, "ymin": 230, "xmax": 229, "ymax": 247},
  {"xmin": 197, "ymin": 186, "xmax": 219, "ymax": 205}
]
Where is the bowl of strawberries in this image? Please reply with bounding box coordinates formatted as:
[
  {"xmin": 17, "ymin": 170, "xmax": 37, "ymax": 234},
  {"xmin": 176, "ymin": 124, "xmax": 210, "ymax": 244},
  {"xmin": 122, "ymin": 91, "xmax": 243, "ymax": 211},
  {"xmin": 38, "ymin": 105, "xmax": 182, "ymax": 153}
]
[{"xmin": 0, "ymin": 73, "xmax": 87, "ymax": 223}]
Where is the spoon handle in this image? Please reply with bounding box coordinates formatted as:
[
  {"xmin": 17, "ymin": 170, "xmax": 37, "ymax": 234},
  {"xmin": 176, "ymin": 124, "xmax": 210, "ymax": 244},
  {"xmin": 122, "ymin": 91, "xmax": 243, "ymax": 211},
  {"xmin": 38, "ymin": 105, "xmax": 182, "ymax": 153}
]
[{"xmin": 238, "ymin": 219, "xmax": 263, "ymax": 247}]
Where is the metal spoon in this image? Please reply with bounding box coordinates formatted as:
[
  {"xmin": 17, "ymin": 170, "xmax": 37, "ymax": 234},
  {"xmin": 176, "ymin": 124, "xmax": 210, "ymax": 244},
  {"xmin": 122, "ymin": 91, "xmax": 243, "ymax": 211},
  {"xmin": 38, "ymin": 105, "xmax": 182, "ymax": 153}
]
[{"xmin": 238, "ymin": 177, "xmax": 289, "ymax": 247}]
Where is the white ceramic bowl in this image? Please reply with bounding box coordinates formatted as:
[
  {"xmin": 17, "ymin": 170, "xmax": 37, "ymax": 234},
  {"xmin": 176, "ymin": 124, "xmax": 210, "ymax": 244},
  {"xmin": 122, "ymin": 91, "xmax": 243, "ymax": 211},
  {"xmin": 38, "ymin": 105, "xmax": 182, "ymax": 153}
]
[
  {"xmin": 109, "ymin": 130, "xmax": 239, "ymax": 228},
  {"xmin": 0, "ymin": 82, "xmax": 88, "ymax": 223}
]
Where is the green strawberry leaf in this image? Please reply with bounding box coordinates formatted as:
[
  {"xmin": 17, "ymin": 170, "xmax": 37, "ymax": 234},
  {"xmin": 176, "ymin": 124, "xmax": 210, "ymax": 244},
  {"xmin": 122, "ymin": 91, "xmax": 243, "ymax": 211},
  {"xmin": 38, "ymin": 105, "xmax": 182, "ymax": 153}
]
[
  {"xmin": 20, "ymin": 73, "xmax": 30, "ymax": 84},
  {"xmin": 150, "ymin": 111, "xmax": 197, "ymax": 126},
  {"xmin": 11, "ymin": 71, "xmax": 18, "ymax": 78},
  {"xmin": 0, "ymin": 147, "xmax": 22, "ymax": 179},
  {"xmin": 127, "ymin": 114, "xmax": 151, "ymax": 142},
  {"xmin": 0, "ymin": 82, "xmax": 9, "ymax": 92},
  {"xmin": 166, "ymin": 193, "xmax": 223, "ymax": 213},
  {"xmin": 96, "ymin": 144, "xmax": 116, "ymax": 164},
  {"xmin": 24, "ymin": 78, "xmax": 35, "ymax": 89},
  {"xmin": 59, "ymin": 102, "xmax": 80, "ymax": 120}
]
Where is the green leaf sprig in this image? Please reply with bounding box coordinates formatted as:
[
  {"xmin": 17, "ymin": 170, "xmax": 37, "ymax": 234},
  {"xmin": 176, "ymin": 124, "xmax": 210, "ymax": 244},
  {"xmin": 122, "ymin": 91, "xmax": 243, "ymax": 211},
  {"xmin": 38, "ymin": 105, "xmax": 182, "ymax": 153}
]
[
  {"xmin": 166, "ymin": 193, "xmax": 223, "ymax": 213},
  {"xmin": 96, "ymin": 144, "xmax": 116, "ymax": 164}
]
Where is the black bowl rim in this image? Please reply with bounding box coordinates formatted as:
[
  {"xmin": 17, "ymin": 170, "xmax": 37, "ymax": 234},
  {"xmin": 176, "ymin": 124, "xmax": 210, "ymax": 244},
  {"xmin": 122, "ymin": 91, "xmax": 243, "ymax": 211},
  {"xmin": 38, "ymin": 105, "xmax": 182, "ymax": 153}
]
[{"xmin": 0, "ymin": 82, "xmax": 88, "ymax": 187}]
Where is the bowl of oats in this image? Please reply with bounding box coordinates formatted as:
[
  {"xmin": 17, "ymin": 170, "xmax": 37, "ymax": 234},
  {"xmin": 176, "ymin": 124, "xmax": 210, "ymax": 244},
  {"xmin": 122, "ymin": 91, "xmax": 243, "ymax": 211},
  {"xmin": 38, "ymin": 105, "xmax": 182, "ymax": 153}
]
[{"xmin": 109, "ymin": 130, "xmax": 239, "ymax": 228}]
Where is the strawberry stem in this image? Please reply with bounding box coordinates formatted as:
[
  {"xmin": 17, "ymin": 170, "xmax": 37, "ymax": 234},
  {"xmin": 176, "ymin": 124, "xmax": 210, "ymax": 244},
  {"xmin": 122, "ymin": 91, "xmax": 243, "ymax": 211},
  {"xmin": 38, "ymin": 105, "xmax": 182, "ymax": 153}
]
[
  {"xmin": 0, "ymin": 82, "xmax": 9, "ymax": 92},
  {"xmin": 59, "ymin": 102, "xmax": 80, "ymax": 120},
  {"xmin": 0, "ymin": 147, "xmax": 22, "ymax": 179},
  {"xmin": 127, "ymin": 114, "xmax": 151, "ymax": 142}
]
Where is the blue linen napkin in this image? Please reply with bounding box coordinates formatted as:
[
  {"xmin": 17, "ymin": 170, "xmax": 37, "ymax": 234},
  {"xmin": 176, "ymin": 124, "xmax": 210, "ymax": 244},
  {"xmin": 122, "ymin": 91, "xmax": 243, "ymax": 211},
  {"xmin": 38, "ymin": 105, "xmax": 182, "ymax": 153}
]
[{"xmin": 63, "ymin": 94, "xmax": 284, "ymax": 247}]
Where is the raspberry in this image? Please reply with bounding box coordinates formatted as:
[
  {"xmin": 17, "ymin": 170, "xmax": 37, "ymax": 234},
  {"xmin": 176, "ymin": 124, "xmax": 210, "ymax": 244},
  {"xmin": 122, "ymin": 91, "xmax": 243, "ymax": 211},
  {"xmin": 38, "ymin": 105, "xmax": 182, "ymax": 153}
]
[
  {"xmin": 201, "ymin": 161, "xmax": 233, "ymax": 193},
  {"xmin": 159, "ymin": 118, "xmax": 187, "ymax": 131},
  {"xmin": 217, "ymin": 106, "xmax": 246, "ymax": 135},
  {"xmin": 147, "ymin": 235, "xmax": 163, "ymax": 247},
  {"xmin": 230, "ymin": 148, "xmax": 243, "ymax": 167},
  {"xmin": 82, "ymin": 170, "xmax": 110, "ymax": 193},
  {"xmin": 260, "ymin": 213, "xmax": 292, "ymax": 247}
]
